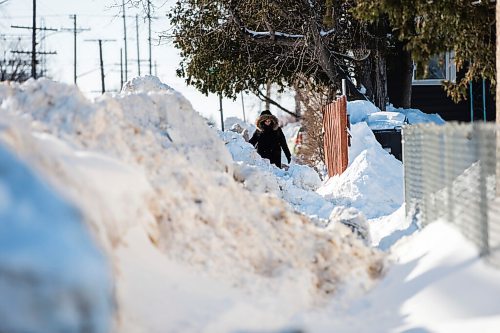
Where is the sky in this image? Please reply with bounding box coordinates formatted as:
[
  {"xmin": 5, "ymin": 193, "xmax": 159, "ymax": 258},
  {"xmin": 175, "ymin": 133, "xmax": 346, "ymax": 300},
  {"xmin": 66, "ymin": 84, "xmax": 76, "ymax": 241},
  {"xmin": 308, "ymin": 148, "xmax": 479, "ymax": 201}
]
[
  {"xmin": 0, "ymin": 0, "xmax": 274, "ymax": 124},
  {"xmin": 1, "ymin": 76, "xmax": 500, "ymax": 332}
]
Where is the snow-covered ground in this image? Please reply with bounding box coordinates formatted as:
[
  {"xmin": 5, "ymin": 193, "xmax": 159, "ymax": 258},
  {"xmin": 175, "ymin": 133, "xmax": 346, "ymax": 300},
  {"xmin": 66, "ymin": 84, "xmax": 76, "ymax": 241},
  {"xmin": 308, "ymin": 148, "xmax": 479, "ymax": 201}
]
[{"xmin": 0, "ymin": 77, "xmax": 499, "ymax": 333}]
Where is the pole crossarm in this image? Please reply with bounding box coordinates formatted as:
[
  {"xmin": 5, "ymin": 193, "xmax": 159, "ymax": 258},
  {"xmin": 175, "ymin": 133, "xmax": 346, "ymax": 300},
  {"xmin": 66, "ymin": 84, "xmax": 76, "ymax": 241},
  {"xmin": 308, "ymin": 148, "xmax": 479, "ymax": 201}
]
[
  {"xmin": 11, "ymin": 25, "xmax": 58, "ymax": 31},
  {"xmin": 11, "ymin": 50, "xmax": 56, "ymax": 55},
  {"xmin": 84, "ymin": 39, "xmax": 117, "ymax": 42}
]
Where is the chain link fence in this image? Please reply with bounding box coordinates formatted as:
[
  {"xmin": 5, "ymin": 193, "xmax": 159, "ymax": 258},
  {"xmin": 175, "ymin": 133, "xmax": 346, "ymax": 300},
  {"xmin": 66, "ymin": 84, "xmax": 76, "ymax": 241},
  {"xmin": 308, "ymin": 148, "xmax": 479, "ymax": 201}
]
[{"xmin": 403, "ymin": 122, "xmax": 500, "ymax": 267}]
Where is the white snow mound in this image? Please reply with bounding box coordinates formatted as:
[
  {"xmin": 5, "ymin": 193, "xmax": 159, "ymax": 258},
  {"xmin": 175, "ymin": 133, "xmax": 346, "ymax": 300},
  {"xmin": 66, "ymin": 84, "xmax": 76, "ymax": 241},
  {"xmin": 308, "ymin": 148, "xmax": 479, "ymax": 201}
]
[
  {"xmin": 318, "ymin": 122, "xmax": 404, "ymax": 219},
  {"xmin": 121, "ymin": 74, "xmax": 173, "ymax": 93},
  {"xmin": 0, "ymin": 137, "xmax": 113, "ymax": 333},
  {"xmin": 0, "ymin": 78, "xmax": 385, "ymax": 329}
]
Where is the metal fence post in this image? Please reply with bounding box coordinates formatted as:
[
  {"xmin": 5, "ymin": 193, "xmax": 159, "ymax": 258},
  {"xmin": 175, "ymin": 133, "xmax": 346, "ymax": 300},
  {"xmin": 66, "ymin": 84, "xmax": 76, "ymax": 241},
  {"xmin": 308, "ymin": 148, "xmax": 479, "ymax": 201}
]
[{"xmin": 476, "ymin": 125, "xmax": 490, "ymax": 256}]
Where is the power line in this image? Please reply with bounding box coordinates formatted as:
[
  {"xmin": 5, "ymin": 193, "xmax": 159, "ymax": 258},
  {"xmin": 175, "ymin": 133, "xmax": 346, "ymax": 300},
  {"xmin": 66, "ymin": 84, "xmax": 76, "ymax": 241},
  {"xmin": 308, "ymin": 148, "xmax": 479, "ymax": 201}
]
[{"xmin": 1, "ymin": 14, "xmax": 165, "ymax": 19}]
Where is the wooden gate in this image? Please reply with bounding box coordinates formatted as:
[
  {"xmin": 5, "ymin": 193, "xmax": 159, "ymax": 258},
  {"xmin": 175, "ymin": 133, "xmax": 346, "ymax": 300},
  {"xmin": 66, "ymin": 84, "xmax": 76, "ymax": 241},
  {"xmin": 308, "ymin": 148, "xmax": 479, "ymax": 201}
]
[{"xmin": 323, "ymin": 96, "xmax": 349, "ymax": 177}]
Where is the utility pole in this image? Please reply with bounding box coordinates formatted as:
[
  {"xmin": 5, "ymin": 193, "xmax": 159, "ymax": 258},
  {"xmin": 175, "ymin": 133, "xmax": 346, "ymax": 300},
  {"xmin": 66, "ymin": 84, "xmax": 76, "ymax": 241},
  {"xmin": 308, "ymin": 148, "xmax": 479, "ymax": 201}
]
[
  {"xmin": 120, "ymin": 48, "xmax": 123, "ymax": 88},
  {"xmin": 98, "ymin": 40, "xmax": 105, "ymax": 93},
  {"xmin": 40, "ymin": 18, "xmax": 46, "ymax": 76},
  {"xmin": 60, "ymin": 15, "xmax": 90, "ymax": 85},
  {"xmin": 131, "ymin": 14, "xmax": 148, "ymax": 78},
  {"xmin": 31, "ymin": 0, "xmax": 36, "ymax": 78},
  {"xmin": 219, "ymin": 94, "xmax": 224, "ymax": 131},
  {"xmin": 122, "ymin": 0, "xmax": 128, "ymax": 82},
  {"xmin": 147, "ymin": 0, "xmax": 152, "ymax": 75},
  {"xmin": 11, "ymin": 0, "xmax": 57, "ymax": 79},
  {"xmin": 73, "ymin": 15, "xmax": 77, "ymax": 83},
  {"xmin": 241, "ymin": 91, "xmax": 246, "ymax": 122},
  {"xmin": 85, "ymin": 39, "xmax": 116, "ymax": 94},
  {"xmin": 135, "ymin": 14, "xmax": 141, "ymax": 76}
]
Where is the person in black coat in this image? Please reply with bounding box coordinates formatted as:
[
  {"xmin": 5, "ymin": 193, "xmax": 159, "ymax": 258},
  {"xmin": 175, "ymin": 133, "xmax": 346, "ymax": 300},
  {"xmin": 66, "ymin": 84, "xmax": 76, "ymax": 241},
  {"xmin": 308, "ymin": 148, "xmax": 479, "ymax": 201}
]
[{"xmin": 249, "ymin": 110, "xmax": 292, "ymax": 168}]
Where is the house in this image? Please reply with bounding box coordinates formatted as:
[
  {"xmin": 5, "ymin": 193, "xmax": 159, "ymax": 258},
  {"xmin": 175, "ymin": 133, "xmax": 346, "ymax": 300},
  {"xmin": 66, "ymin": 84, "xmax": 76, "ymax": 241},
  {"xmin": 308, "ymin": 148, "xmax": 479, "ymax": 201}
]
[{"xmin": 389, "ymin": 52, "xmax": 496, "ymax": 122}]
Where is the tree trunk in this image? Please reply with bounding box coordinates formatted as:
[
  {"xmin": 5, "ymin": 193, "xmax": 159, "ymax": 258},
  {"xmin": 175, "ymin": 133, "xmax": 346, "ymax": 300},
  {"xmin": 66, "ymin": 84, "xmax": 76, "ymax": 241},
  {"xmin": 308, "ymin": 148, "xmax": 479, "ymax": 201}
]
[
  {"xmin": 400, "ymin": 48, "xmax": 413, "ymax": 108},
  {"xmin": 387, "ymin": 41, "xmax": 413, "ymax": 109},
  {"xmin": 360, "ymin": 18, "xmax": 389, "ymax": 111},
  {"xmin": 496, "ymin": 0, "xmax": 500, "ymax": 196},
  {"xmin": 497, "ymin": 0, "xmax": 500, "ymax": 124},
  {"xmin": 359, "ymin": 57, "xmax": 374, "ymax": 101},
  {"xmin": 374, "ymin": 49, "xmax": 387, "ymax": 111}
]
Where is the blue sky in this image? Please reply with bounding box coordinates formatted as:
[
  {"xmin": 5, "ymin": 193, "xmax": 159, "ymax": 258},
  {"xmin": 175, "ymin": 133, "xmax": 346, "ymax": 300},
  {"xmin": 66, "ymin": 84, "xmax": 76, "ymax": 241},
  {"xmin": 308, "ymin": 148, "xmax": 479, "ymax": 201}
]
[{"xmin": 0, "ymin": 0, "xmax": 262, "ymax": 123}]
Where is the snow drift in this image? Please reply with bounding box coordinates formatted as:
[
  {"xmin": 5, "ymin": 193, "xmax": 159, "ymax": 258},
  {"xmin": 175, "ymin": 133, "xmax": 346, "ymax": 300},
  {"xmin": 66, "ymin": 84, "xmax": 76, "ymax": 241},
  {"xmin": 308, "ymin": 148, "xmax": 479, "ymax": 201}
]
[
  {"xmin": 0, "ymin": 78, "xmax": 385, "ymax": 331},
  {"xmin": 318, "ymin": 122, "xmax": 404, "ymax": 219},
  {"xmin": 0, "ymin": 128, "xmax": 113, "ymax": 333}
]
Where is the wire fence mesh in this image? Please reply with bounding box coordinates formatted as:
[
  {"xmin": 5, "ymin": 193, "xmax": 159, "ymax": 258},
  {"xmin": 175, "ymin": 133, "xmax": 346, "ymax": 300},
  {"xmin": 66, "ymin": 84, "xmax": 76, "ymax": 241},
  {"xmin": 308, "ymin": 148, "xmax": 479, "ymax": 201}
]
[{"xmin": 403, "ymin": 122, "xmax": 500, "ymax": 267}]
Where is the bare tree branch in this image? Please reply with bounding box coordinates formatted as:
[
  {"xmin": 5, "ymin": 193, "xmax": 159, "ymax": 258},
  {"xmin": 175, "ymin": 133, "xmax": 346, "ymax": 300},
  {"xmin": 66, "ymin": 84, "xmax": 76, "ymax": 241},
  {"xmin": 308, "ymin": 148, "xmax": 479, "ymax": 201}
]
[{"xmin": 255, "ymin": 89, "xmax": 300, "ymax": 119}]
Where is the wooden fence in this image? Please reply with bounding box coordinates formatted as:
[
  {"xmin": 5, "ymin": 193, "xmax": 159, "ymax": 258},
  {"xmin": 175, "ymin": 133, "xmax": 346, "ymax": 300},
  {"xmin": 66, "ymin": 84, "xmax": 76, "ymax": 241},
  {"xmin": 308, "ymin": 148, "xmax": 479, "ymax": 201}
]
[{"xmin": 322, "ymin": 95, "xmax": 349, "ymax": 177}]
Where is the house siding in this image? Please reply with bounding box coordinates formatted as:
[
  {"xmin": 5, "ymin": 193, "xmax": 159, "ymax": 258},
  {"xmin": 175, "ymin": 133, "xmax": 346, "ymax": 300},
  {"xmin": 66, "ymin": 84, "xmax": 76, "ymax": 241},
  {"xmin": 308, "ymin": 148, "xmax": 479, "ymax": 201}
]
[{"xmin": 411, "ymin": 82, "xmax": 495, "ymax": 122}]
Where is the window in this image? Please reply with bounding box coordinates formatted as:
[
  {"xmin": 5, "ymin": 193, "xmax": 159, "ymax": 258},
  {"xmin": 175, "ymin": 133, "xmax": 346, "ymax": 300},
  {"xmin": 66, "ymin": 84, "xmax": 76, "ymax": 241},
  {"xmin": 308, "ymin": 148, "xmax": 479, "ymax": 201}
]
[{"xmin": 412, "ymin": 51, "xmax": 456, "ymax": 85}]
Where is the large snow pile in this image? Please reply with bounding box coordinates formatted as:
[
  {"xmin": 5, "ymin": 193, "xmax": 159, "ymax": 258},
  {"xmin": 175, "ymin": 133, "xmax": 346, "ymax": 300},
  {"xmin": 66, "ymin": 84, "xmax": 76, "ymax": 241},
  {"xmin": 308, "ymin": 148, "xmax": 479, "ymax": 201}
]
[
  {"xmin": 121, "ymin": 74, "xmax": 173, "ymax": 93},
  {"xmin": 316, "ymin": 100, "xmax": 443, "ymax": 221},
  {"xmin": 2, "ymin": 78, "xmax": 500, "ymax": 333},
  {"xmin": 318, "ymin": 122, "xmax": 404, "ymax": 219},
  {"xmin": 347, "ymin": 100, "xmax": 379, "ymax": 123},
  {"xmin": 0, "ymin": 128, "xmax": 113, "ymax": 332},
  {"xmin": 0, "ymin": 78, "xmax": 385, "ymax": 332},
  {"xmin": 220, "ymin": 129, "xmax": 337, "ymax": 220},
  {"xmin": 221, "ymin": 123, "xmax": 372, "ymax": 243}
]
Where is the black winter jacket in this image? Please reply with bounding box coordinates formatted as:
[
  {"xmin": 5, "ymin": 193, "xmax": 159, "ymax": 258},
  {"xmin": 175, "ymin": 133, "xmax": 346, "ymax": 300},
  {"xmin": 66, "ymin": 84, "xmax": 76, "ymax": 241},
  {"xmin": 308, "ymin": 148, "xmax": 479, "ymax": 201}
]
[{"xmin": 249, "ymin": 114, "xmax": 291, "ymax": 168}]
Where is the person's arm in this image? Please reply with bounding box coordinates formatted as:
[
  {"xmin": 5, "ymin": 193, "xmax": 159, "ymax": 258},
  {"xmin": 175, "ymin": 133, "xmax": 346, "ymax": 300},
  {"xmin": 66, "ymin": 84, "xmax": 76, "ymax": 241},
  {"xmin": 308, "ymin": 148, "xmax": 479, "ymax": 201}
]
[
  {"xmin": 278, "ymin": 128, "xmax": 291, "ymax": 163},
  {"xmin": 248, "ymin": 130, "xmax": 259, "ymax": 147}
]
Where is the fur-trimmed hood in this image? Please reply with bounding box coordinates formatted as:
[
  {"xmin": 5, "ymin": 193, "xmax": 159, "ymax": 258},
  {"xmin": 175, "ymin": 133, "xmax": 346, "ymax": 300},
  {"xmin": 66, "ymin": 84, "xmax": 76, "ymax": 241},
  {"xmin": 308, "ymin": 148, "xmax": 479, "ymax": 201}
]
[{"xmin": 255, "ymin": 114, "xmax": 279, "ymax": 131}]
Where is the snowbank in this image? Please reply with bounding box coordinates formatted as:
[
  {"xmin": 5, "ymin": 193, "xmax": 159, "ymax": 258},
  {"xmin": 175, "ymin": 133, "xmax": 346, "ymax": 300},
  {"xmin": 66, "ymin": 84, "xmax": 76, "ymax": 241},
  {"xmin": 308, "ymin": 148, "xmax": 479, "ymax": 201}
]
[
  {"xmin": 121, "ymin": 74, "xmax": 173, "ymax": 93},
  {"xmin": 387, "ymin": 104, "xmax": 445, "ymax": 125},
  {"xmin": 316, "ymin": 100, "xmax": 442, "ymax": 221},
  {"xmin": 0, "ymin": 77, "xmax": 385, "ymax": 331},
  {"xmin": 221, "ymin": 129, "xmax": 344, "ymax": 224},
  {"xmin": 348, "ymin": 100, "xmax": 445, "ymax": 127},
  {"xmin": 0, "ymin": 133, "xmax": 112, "ymax": 333},
  {"xmin": 318, "ymin": 122, "xmax": 404, "ymax": 219},
  {"xmin": 347, "ymin": 100, "xmax": 379, "ymax": 123},
  {"xmin": 2, "ymin": 77, "xmax": 499, "ymax": 333},
  {"xmin": 366, "ymin": 111, "xmax": 407, "ymax": 130},
  {"xmin": 293, "ymin": 221, "xmax": 500, "ymax": 333}
]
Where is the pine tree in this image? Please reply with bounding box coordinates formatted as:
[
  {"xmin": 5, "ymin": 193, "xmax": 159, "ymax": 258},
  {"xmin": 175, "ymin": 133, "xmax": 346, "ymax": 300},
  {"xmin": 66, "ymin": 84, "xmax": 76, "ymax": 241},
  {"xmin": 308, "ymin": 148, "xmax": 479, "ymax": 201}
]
[
  {"xmin": 354, "ymin": 0, "xmax": 496, "ymax": 102},
  {"xmin": 167, "ymin": 0, "xmax": 390, "ymax": 111}
]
